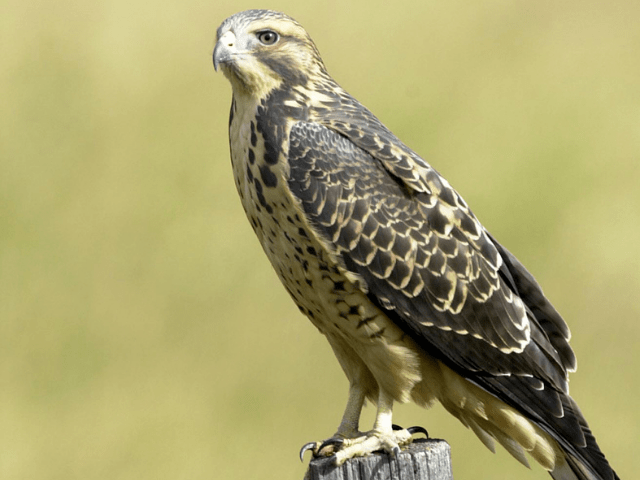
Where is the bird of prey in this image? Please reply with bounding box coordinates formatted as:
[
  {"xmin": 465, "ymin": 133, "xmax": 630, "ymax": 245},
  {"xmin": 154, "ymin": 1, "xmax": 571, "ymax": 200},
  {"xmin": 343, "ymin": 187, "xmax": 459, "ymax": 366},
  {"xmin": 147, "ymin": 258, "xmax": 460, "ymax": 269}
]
[{"xmin": 213, "ymin": 9, "xmax": 619, "ymax": 480}]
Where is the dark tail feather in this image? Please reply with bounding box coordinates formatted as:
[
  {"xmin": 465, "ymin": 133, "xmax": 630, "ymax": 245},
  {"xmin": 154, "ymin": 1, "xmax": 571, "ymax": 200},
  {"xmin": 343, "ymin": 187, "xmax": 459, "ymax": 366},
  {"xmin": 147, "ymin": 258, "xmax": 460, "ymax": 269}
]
[
  {"xmin": 551, "ymin": 452, "xmax": 620, "ymax": 480},
  {"xmin": 550, "ymin": 397, "xmax": 620, "ymax": 480}
]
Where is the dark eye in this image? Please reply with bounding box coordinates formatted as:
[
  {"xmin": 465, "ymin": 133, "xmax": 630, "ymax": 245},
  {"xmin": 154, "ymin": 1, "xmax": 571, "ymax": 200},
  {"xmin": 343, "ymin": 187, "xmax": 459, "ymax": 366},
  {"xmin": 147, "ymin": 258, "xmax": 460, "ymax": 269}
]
[{"xmin": 257, "ymin": 30, "xmax": 279, "ymax": 45}]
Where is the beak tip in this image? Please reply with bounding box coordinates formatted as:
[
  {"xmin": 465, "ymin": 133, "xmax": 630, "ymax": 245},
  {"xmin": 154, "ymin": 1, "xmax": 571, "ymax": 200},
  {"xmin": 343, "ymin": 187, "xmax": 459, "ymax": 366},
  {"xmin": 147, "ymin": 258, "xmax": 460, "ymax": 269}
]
[
  {"xmin": 213, "ymin": 44, "xmax": 220, "ymax": 72},
  {"xmin": 213, "ymin": 31, "xmax": 235, "ymax": 74}
]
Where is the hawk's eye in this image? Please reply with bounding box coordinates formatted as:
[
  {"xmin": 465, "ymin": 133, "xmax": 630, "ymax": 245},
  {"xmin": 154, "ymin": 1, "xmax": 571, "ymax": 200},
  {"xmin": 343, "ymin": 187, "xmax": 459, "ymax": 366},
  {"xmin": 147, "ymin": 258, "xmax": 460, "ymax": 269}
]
[{"xmin": 257, "ymin": 30, "xmax": 279, "ymax": 45}]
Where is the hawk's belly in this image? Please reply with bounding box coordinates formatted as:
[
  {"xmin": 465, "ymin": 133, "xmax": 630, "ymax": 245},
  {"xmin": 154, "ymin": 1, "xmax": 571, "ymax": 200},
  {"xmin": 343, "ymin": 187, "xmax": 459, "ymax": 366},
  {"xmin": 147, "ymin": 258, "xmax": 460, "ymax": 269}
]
[{"xmin": 229, "ymin": 107, "xmax": 423, "ymax": 402}]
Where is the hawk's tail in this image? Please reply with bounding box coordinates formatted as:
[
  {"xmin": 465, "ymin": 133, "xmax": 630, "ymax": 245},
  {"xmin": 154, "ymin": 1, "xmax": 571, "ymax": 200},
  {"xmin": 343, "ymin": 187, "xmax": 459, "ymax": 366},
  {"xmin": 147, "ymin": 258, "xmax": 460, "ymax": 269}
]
[
  {"xmin": 552, "ymin": 450, "xmax": 621, "ymax": 480},
  {"xmin": 549, "ymin": 396, "xmax": 620, "ymax": 480}
]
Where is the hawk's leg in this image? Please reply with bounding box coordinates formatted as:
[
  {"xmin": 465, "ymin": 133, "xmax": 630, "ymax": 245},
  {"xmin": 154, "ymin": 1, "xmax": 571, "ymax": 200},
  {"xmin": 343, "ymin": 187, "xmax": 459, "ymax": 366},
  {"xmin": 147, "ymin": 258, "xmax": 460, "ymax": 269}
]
[
  {"xmin": 335, "ymin": 383, "xmax": 366, "ymax": 438},
  {"xmin": 299, "ymin": 383, "xmax": 365, "ymax": 460},
  {"xmin": 332, "ymin": 390, "xmax": 416, "ymax": 465},
  {"xmin": 301, "ymin": 388, "xmax": 428, "ymax": 465}
]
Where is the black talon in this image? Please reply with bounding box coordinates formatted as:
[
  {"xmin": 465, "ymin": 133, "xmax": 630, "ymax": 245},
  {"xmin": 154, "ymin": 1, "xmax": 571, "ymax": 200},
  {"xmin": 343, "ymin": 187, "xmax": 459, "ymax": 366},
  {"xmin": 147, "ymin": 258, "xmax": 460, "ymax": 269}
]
[
  {"xmin": 299, "ymin": 442, "xmax": 317, "ymax": 462},
  {"xmin": 391, "ymin": 424, "xmax": 403, "ymax": 431},
  {"xmin": 407, "ymin": 426, "xmax": 429, "ymax": 438},
  {"xmin": 317, "ymin": 437, "xmax": 344, "ymax": 455}
]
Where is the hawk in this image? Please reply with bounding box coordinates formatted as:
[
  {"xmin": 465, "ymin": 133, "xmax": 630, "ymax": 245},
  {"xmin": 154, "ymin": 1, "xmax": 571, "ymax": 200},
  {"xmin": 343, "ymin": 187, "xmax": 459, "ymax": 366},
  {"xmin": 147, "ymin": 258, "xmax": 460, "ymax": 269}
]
[{"xmin": 213, "ymin": 9, "xmax": 619, "ymax": 480}]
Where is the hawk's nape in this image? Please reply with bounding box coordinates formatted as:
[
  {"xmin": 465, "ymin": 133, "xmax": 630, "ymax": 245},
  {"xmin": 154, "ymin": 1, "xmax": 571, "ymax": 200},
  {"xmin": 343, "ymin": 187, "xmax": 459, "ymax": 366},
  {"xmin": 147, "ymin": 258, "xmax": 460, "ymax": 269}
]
[{"xmin": 213, "ymin": 9, "xmax": 620, "ymax": 480}]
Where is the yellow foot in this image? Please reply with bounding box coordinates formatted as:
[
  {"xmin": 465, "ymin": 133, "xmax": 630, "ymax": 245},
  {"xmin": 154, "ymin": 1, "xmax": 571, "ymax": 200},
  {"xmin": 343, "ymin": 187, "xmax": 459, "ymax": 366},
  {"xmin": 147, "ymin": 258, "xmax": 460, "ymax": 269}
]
[{"xmin": 299, "ymin": 425, "xmax": 428, "ymax": 465}]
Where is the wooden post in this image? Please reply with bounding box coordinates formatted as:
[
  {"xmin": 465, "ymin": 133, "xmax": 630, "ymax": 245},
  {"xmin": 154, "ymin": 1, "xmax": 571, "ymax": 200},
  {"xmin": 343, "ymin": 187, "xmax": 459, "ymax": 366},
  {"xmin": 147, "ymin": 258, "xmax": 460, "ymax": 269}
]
[{"xmin": 304, "ymin": 439, "xmax": 453, "ymax": 480}]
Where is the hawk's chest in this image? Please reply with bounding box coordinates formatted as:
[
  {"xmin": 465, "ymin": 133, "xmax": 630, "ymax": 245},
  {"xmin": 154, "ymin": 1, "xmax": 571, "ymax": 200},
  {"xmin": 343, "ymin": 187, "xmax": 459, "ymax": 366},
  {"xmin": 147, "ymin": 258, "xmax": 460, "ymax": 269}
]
[
  {"xmin": 228, "ymin": 95, "xmax": 293, "ymax": 249},
  {"xmin": 228, "ymin": 96, "xmax": 360, "ymax": 331}
]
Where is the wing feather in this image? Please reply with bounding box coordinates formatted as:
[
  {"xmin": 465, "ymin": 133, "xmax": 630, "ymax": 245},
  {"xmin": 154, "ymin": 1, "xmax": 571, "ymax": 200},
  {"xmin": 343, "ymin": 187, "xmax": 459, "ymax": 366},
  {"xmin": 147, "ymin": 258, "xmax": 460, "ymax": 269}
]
[{"xmin": 288, "ymin": 120, "xmax": 568, "ymax": 385}]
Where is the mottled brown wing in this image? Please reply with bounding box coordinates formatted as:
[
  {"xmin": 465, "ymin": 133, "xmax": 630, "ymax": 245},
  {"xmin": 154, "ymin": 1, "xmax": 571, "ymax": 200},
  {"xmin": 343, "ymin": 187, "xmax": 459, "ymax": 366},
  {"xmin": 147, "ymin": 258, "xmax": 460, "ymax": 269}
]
[
  {"xmin": 311, "ymin": 90, "xmax": 577, "ymax": 371},
  {"xmin": 288, "ymin": 120, "xmax": 569, "ymax": 389}
]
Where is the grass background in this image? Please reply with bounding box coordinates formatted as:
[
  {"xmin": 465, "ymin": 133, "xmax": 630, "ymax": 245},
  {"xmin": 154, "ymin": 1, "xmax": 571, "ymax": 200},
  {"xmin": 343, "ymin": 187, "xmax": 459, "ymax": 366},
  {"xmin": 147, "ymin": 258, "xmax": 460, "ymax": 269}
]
[{"xmin": 1, "ymin": 0, "xmax": 638, "ymax": 479}]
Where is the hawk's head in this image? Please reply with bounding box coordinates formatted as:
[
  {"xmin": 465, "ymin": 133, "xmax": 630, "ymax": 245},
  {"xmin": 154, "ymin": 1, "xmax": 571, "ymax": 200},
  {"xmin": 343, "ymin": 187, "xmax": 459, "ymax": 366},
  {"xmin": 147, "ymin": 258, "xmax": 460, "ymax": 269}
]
[{"xmin": 213, "ymin": 10, "xmax": 327, "ymax": 98}]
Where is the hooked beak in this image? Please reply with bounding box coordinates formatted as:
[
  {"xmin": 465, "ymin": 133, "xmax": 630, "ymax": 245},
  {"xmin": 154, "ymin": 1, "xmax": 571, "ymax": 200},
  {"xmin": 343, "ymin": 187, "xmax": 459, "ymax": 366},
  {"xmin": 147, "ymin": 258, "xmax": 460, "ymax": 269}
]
[{"xmin": 213, "ymin": 30, "xmax": 236, "ymax": 71}]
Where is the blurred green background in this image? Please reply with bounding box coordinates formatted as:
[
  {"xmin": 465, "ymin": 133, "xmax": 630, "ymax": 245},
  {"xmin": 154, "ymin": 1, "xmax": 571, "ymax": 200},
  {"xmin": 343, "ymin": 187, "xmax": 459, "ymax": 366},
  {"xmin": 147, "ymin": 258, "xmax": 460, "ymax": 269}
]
[{"xmin": 1, "ymin": 0, "xmax": 638, "ymax": 479}]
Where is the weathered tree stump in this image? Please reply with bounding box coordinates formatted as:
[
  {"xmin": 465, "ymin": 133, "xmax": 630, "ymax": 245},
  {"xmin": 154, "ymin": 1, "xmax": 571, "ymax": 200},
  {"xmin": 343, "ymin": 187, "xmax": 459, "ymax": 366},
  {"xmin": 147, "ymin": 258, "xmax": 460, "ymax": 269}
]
[{"xmin": 304, "ymin": 439, "xmax": 453, "ymax": 480}]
